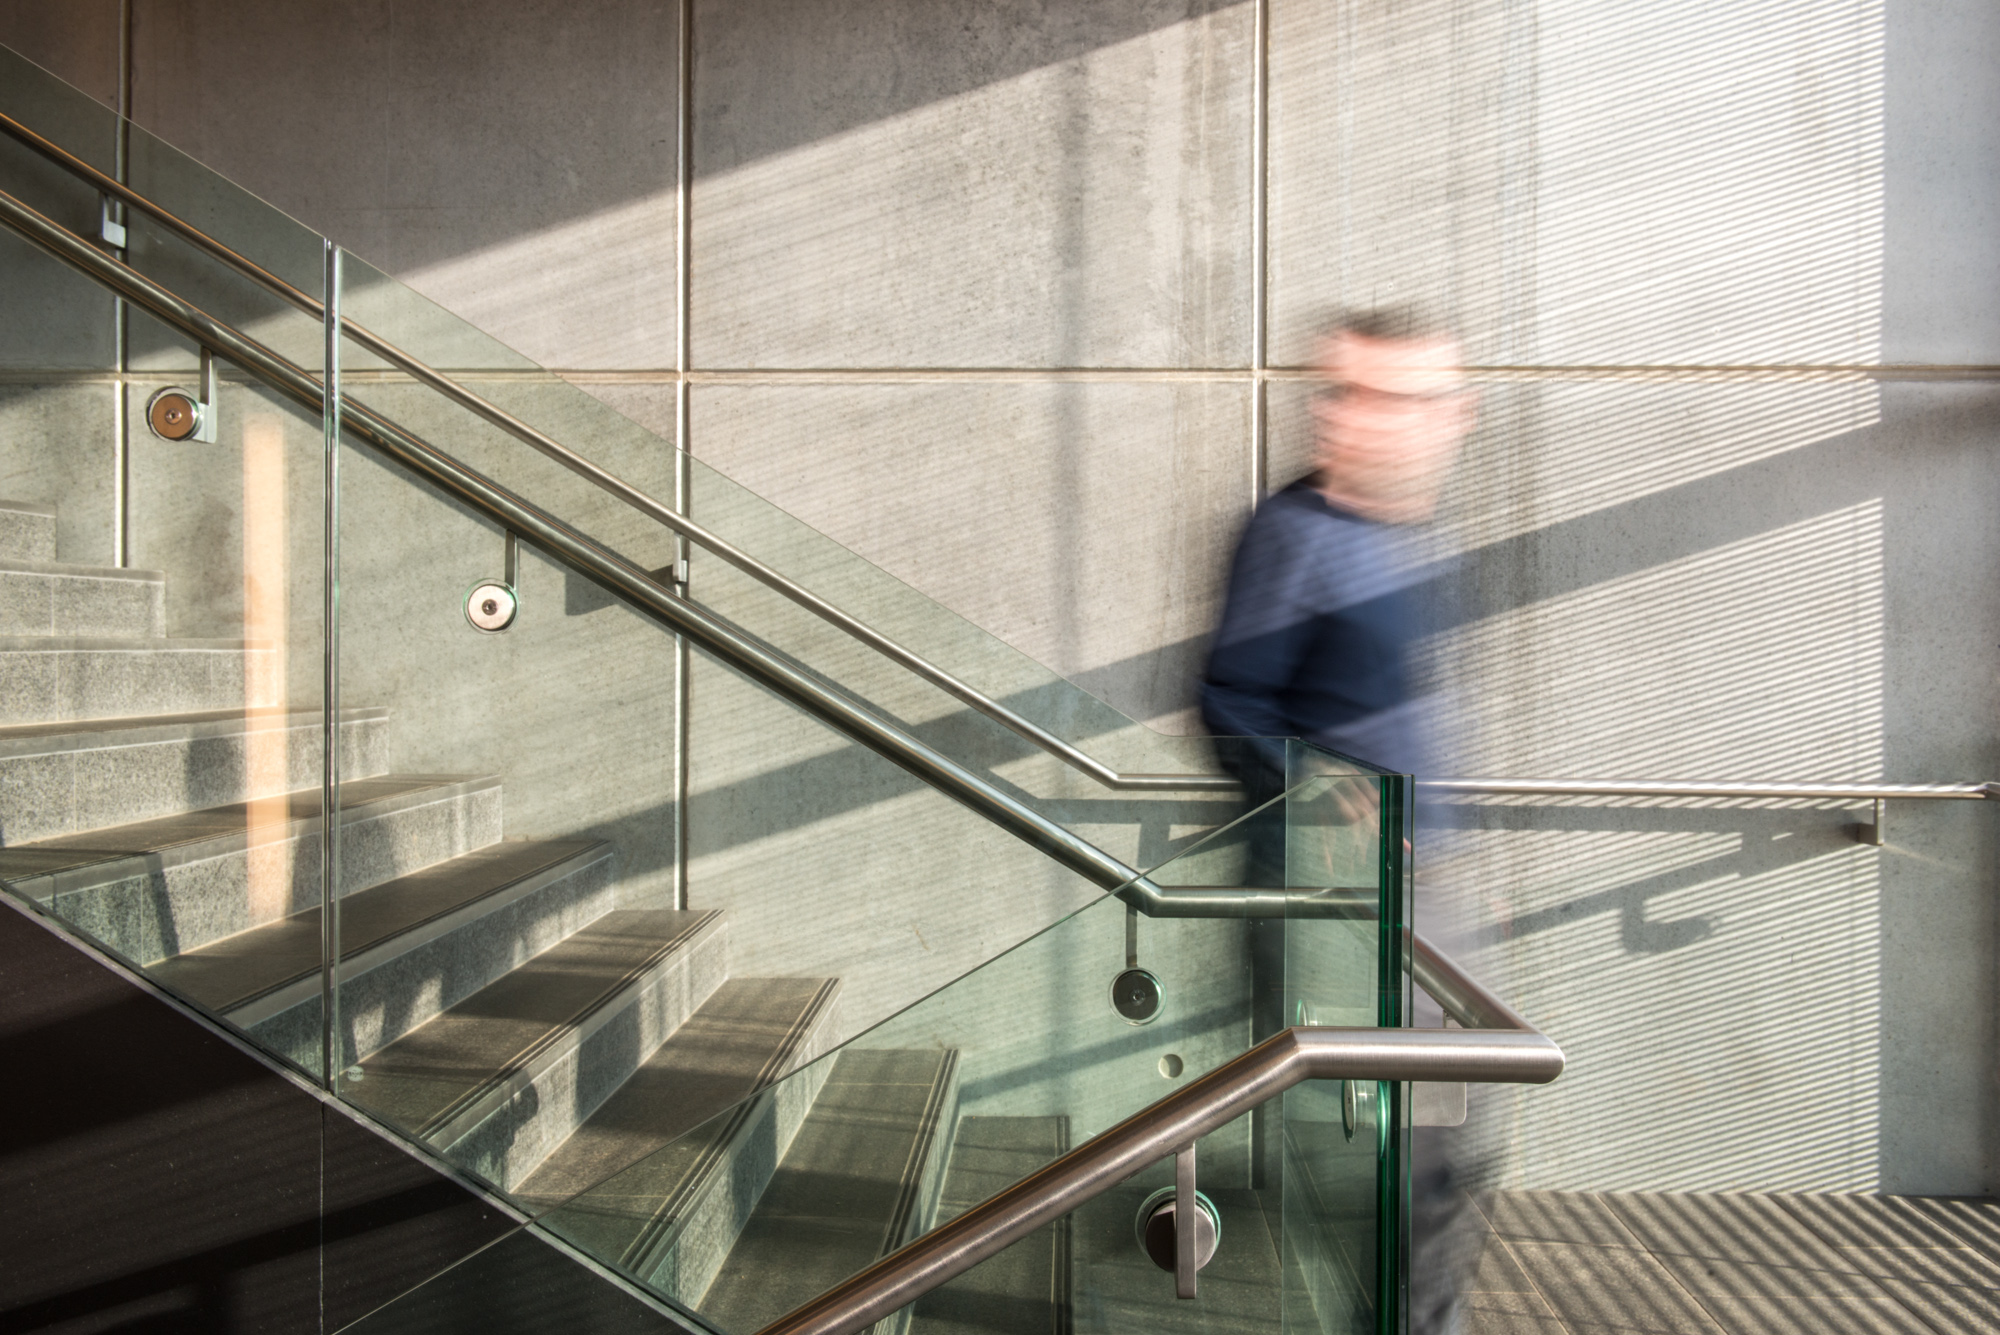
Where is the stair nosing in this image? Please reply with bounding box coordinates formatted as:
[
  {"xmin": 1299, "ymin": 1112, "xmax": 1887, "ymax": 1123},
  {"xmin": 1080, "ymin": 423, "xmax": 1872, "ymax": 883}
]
[
  {"xmin": 411, "ymin": 909, "xmax": 727, "ymax": 1146},
  {"xmin": 220, "ymin": 839, "xmax": 616, "ymax": 1026},
  {"xmin": 0, "ymin": 557, "xmax": 166, "ymax": 582},
  {"xmin": 0, "ymin": 774, "xmax": 503, "ymax": 900},
  {"xmin": 0, "ymin": 634, "xmax": 273, "ymax": 651},
  {"xmin": 0, "ymin": 705, "xmax": 391, "ymax": 758}
]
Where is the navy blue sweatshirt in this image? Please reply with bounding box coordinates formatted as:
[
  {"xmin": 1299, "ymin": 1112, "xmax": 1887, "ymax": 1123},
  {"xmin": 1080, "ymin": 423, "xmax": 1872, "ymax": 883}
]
[{"xmin": 1200, "ymin": 479, "xmax": 1433, "ymax": 780}]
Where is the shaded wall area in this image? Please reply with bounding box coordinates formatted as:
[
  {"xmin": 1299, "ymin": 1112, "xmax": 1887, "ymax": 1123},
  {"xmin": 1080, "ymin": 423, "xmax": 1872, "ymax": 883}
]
[{"xmin": 0, "ymin": 895, "xmax": 687, "ymax": 1333}]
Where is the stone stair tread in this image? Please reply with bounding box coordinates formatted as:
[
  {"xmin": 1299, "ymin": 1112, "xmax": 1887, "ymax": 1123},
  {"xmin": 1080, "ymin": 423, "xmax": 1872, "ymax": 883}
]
[
  {"xmin": 345, "ymin": 908, "xmax": 721, "ymax": 1139},
  {"xmin": 700, "ymin": 1048, "xmax": 957, "ymax": 1330},
  {"xmin": 911, "ymin": 1116, "xmax": 1071, "ymax": 1335},
  {"xmin": 148, "ymin": 838, "xmax": 606, "ymax": 1016},
  {"xmin": 0, "ymin": 774, "xmax": 494, "ymax": 885},
  {"xmin": 0, "ymin": 634, "xmax": 266, "ymax": 650},
  {"xmin": 0, "ymin": 704, "xmax": 389, "ymax": 755},
  {"xmin": 523, "ymin": 975, "xmax": 840, "ymax": 1261},
  {"xmin": 0, "ymin": 556, "xmax": 164, "ymax": 580}
]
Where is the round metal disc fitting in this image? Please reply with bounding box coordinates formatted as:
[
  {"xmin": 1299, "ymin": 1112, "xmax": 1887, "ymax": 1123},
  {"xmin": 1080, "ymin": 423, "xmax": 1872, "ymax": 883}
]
[
  {"xmin": 1341, "ymin": 1078, "xmax": 1380, "ymax": 1143},
  {"xmin": 1135, "ymin": 1187, "xmax": 1220, "ymax": 1274},
  {"xmin": 464, "ymin": 580, "xmax": 518, "ymax": 633},
  {"xmin": 145, "ymin": 387, "xmax": 204, "ymax": 441},
  {"xmin": 1110, "ymin": 967, "xmax": 1163, "ymax": 1025}
]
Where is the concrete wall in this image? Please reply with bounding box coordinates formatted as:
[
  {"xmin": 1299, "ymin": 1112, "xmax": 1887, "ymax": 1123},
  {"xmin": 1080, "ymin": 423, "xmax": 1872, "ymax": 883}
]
[{"xmin": 3, "ymin": 0, "xmax": 1996, "ymax": 1196}]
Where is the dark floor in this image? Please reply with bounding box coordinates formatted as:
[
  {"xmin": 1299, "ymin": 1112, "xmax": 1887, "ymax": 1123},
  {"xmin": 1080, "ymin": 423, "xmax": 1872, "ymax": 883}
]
[{"xmin": 1466, "ymin": 1190, "xmax": 2000, "ymax": 1334}]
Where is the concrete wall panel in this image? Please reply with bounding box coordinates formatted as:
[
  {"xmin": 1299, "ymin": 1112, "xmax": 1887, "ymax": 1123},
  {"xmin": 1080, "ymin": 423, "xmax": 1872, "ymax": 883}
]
[{"xmin": 692, "ymin": 0, "xmax": 1253, "ymax": 369}]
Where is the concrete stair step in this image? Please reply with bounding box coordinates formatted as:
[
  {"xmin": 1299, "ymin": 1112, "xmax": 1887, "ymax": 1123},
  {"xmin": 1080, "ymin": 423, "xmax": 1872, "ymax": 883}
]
[
  {"xmin": 0, "ymin": 774, "xmax": 502, "ymax": 963},
  {"xmin": 526, "ymin": 975, "xmax": 843, "ymax": 1301},
  {"xmin": 0, "ymin": 705, "xmax": 391, "ymax": 845},
  {"xmin": 343, "ymin": 908, "xmax": 729, "ymax": 1191},
  {"xmin": 698, "ymin": 1047, "xmax": 960, "ymax": 1333},
  {"xmin": 0, "ymin": 501, "xmax": 56, "ymax": 563},
  {"xmin": 149, "ymin": 837, "xmax": 617, "ymax": 1071},
  {"xmin": 911, "ymin": 1116, "xmax": 1072, "ymax": 1335},
  {"xmin": 0, "ymin": 557, "xmax": 166, "ymax": 637},
  {"xmin": 0, "ymin": 635, "xmax": 277, "ymax": 724}
]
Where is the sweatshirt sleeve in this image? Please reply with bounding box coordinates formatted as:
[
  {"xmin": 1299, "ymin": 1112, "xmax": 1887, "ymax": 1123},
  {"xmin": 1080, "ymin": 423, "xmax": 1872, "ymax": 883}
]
[{"xmin": 1201, "ymin": 501, "xmax": 1319, "ymax": 781}]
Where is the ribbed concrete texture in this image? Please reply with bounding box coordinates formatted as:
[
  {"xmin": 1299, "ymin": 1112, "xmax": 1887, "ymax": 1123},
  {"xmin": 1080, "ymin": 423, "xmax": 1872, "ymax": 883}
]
[{"xmin": 1465, "ymin": 1190, "xmax": 2000, "ymax": 1335}]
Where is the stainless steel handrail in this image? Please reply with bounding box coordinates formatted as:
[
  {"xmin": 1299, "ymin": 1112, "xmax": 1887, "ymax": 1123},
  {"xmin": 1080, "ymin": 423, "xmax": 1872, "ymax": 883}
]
[
  {"xmin": 0, "ymin": 110, "xmax": 1233, "ymax": 793},
  {"xmin": 752, "ymin": 931, "xmax": 1561, "ymax": 1335},
  {"xmin": 0, "ymin": 184, "xmax": 1171, "ymax": 896},
  {"xmin": 11, "ymin": 116, "xmax": 1990, "ymax": 806},
  {"xmin": 10, "ymin": 121, "xmax": 1990, "ymax": 809},
  {"xmin": 1424, "ymin": 778, "xmax": 1999, "ymax": 800}
]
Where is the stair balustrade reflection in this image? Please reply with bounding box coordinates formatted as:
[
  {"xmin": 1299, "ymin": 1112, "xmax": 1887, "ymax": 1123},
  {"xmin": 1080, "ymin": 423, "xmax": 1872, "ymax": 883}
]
[{"xmin": 337, "ymin": 770, "xmax": 1406, "ymax": 1335}]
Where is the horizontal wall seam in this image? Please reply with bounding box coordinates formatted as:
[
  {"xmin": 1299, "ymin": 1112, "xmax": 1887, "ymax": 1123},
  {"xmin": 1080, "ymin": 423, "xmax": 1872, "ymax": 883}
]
[{"xmin": 9, "ymin": 364, "xmax": 1998, "ymax": 387}]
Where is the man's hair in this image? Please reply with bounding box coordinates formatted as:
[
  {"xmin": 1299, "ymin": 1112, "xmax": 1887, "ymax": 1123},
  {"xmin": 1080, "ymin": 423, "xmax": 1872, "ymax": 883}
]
[{"xmin": 1331, "ymin": 304, "xmax": 1451, "ymax": 343}]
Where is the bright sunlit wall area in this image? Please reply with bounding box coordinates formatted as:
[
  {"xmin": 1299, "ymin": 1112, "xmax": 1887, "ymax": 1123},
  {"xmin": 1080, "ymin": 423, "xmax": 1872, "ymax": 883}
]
[{"xmin": 3, "ymin": 0, "xmax": 1996, "ymax": 1194}]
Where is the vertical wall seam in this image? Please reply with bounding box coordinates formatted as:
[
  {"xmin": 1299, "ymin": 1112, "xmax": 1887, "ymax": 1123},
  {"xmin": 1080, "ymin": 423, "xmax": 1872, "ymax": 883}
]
[
  {"xmin": 320, "ymin": 241, "xmax": 342, "ymax": 1094},
  {"xmin": 111, "ymin": 0, "xmax": 133, "ymax": 568},
  {"xmin": 1251, "ymin": 0, "xmax": 1270, "ymax": 505},
  {"xmin": 672, "ymin": 0, "xmax": 694, "ymax": 912}
]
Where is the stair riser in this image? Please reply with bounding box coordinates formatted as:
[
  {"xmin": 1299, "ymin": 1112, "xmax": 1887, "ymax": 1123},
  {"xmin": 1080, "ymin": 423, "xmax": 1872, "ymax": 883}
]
[
  {"xmin": 641, "ymin": 1017, "xmax": 841, "ymax": 1305},
  {"xmin": 0, "ymin": 566, "xmax": 165, "ymax": 638},
  {"xmin": 0, "ymin": 644, "xmax": 277, "ymax": 723},
  {"xmin": 21, "ymin": 784, "xmax": 503, "ymax": 964},
  {"xmin": 249, "ymin": 850, "xmax": 620, "ymax": 1071},
  {"xmin": 0, "ymin": 506, "xmax": 55, "ymax": 563},
  {"xmin": 440, "ymin": 919, "xmax": 731, "ymax": 1192},
  {"xmin": 0, "ymin": 715, "xmax": 391, "ymax": 845}
]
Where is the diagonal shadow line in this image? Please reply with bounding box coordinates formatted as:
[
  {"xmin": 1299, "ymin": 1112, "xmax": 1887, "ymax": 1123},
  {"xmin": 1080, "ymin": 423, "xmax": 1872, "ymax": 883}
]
[{"xmin": 1475, "ymin": 830, "xmax": 1842, "ymax": 951}]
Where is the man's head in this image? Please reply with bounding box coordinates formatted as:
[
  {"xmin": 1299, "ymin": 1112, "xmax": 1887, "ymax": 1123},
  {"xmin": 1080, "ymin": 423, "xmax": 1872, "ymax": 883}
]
[{"xmin": 1309, "ymin": 306, "xmax": 1475, "ymax": 523}]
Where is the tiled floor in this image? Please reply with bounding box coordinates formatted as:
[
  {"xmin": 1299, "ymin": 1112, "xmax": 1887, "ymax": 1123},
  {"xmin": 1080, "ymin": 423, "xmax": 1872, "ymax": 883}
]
[{"xmin": 1466, "ymin": 1190, "xmax": 2000, "ymax": 1334}]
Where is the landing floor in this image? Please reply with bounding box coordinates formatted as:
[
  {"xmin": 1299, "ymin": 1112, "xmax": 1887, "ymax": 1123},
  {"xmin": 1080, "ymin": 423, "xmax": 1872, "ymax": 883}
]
[{"xmin": 1467, "ymin": 1189, "xmax": 2000, "ymax": 1334}]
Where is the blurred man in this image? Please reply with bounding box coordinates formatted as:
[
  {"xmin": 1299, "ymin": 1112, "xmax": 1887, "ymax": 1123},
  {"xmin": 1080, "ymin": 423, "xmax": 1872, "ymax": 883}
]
[
  {"xmin": 1202, "ymin": 306, "xmax": 1478, "ymax": 1335},
  {"xmin": 1202, "ymin": 306, "xmax": 1472, "ymax": 844}
]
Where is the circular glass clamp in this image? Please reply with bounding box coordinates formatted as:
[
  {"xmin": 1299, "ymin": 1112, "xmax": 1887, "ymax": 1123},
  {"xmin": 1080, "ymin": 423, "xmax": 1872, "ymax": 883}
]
[
  {"xmin": 144, "ymin": 387, "xmax": 205, "ymax": 441},
  {"xmin": 464, "ymin": 580, "xmax": 519, "ymax": 633},
  {"xmin": 1110, "ymin": 967, "xmax": 1163, "ymax": 1025}
]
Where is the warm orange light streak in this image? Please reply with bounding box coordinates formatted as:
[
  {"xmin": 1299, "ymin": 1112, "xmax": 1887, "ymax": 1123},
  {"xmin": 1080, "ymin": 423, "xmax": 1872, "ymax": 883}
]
[{"xmin": 242, "ymin": 414, "xmax": 290, "ymax": 924}]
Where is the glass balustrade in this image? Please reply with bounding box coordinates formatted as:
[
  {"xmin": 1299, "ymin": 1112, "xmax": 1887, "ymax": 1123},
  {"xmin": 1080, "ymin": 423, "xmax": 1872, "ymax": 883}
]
[
  {"xmin": 336, "ymin": 763, "xmax": 1408, "ymax": 1335},
  {"xmin": 0, "ymin": 45, "xmax": 1426, "ymax": 1335}
]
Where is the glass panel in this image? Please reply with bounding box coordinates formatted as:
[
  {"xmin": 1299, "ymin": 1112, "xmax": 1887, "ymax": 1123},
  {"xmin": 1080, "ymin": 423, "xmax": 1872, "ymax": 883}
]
[
  {"xmin": 338, "ymin": 778, "xmax": 1397, "ymax": 1335},
  {"xmin": 0, "ymin": 65, "xmax": 333, "ymax": 1079},
  {"xmin": 323, "ymin": 245, "xmax": 1244, "ymax": 881}
]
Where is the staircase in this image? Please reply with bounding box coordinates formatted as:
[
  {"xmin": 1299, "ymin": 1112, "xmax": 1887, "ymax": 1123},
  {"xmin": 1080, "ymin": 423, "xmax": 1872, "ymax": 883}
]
[
  {"xmin": 0, "ymin": 492, "xmax": 1311, "ymax": 1334},
  {"xmin": 0, "ymin": 496, "xmax": 1024, "ymax": 1324}
]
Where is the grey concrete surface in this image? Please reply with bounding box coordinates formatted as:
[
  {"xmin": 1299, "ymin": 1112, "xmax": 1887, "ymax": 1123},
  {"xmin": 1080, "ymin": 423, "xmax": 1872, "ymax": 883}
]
[
  {"xmin": 1, "ymin": 0, "xmax": 1997, "ymax": 1212},
  {"xmin": 692, "ymin": 0, "xmax": 1251, "ymax": 369}
]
